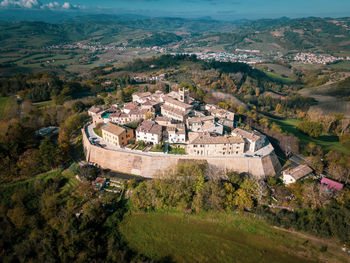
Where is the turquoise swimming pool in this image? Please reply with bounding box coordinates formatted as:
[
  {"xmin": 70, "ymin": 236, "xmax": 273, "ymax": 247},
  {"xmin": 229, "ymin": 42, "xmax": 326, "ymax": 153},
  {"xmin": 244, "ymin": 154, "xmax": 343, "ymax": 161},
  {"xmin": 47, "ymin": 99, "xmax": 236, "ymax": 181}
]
[{"xmin": 102, "ymin": 112, "xmax": 111, "ymax": 118}]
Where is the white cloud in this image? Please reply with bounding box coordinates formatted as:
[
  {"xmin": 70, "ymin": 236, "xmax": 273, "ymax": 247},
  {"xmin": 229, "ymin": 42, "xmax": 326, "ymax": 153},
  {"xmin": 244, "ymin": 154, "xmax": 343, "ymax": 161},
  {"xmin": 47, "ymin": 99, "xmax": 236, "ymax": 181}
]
[
  {"xmin": 62, "ymin": 2, "xmax": 70, "ymax": 9},
  {"xmin": 0, "ymin": 0, "xmax": 81, "ymax": 10}
]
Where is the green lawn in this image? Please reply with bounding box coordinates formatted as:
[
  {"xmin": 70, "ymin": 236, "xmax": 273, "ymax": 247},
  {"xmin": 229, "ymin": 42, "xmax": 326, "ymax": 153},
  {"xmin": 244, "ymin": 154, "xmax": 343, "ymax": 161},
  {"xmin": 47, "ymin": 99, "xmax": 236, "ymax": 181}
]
[
  {"xmin": 0, "ymin": 97, "xmax": 12, "ymax": 118},
  {"xmin": 268, "ymin": 117, "xmax": 350, "ymax": 155},
  {"xmin": 120, "ymin": 212, "xmax": 343, "ymax": 263},
  {"xmin": 150, "ymin": 144, "xmax": 164, "ymax": 152},
  {"xmin": 168, "ymin": 146, "xmax": 186, "ymax": 155},
  {"xmin": 93, "ymin": 127, "xmax": 102, "ymax": 137}
]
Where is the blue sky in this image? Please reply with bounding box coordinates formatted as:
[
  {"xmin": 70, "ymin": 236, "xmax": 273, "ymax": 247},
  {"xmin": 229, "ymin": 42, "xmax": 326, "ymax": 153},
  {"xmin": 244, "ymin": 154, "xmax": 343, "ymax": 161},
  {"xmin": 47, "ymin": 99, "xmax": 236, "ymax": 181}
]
[{"xmin": 1, "ymin": 0, "xmax": 350, "ymax": 20}]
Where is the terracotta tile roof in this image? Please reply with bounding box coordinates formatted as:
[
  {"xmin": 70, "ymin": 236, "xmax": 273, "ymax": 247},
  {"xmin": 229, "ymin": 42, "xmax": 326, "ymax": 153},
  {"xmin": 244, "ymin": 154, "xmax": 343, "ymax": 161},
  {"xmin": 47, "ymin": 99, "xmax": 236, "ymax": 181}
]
[
  {"xmin": 202, "ymin": 122, "xmax": 216, "ymax": 130},
  {"xmin": 102, "ymin": 122, "xmax": 127, "ymax": 136},
  {"xmin": 128, "ymin": 109, "xmax": 145, "ymax": 116},
  {"xmin": 162, "ymin": 104, "xmax": 190, "ymax": 117},
  {"xmin": 283, "ymin": 165, "xmax": 313, "ymax": 181},
  {"xmin": 88, "ymin": 106, "xmax": 103, "ymax": 114},
  {"xmin": 136, "ymin": 120, "xmax": 162, "ymax": 136},
  {"xmin": 232, "ymin": 128, "xmax": 264, "ymax": 142},
  {"xmin": 93, "ymin": 177, "xmax": 106, "ymax": 184},
  {"xmin": 189, "ymin": 133, "xmax": 244, "ymax": 145},
  {"xmin": 124, "ymin": 102, "xmax": 139, "ymax": 110},
  {"xmin": 217, "ymin": 118, "xmax": 234, "ymax": 127},
  {"xmin": 164, "ymin": 96, "xmax": 193, "ymax": 110},
  {"xmin": 187, "ymin": 115, "xmax": 214, "ymax": 124},
  {"xmin": 134, "ymin": 92, "xmax": 151, "ymax": 98},
  {"xmin": 155, "ymin": 116, "xmax": 171, "ymax": 122},
  {"xmin": 168, "ymin": 124, "xmax": 186, "ymax": 134}
]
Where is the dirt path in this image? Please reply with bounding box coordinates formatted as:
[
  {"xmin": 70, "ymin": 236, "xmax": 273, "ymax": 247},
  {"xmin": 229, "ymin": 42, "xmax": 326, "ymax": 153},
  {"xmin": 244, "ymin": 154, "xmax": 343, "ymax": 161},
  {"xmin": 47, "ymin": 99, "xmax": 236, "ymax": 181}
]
[{"xmin": 272, "ymin": 226, "xmax": 350, "ymax": 262}]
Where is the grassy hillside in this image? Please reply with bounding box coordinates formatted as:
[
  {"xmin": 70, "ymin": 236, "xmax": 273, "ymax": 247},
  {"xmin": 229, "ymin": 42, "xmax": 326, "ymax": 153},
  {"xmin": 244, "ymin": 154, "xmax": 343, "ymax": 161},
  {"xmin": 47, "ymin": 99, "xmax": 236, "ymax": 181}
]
[
  {"xmin": 267, "ymin": 117, "xmax": 350, "ymax": 155},
  {"xmin": 0, "ymin": 97, "xmax": 12, "ymax": 118},
  {"xmin": 120, "ymin": 212, "xmax": 346, "ymax": 263}
]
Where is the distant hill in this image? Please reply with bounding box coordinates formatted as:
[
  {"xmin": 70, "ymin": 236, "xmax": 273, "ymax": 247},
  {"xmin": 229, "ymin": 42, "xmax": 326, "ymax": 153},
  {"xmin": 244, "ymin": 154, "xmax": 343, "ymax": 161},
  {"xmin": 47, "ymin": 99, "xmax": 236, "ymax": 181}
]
[
  {"xmin": 0, "ymin": 15, "xmax": 349, "ymax": 52},
  {"xmin": 213, "ymin": 17, "xmax": 350, "ymax": 54}
]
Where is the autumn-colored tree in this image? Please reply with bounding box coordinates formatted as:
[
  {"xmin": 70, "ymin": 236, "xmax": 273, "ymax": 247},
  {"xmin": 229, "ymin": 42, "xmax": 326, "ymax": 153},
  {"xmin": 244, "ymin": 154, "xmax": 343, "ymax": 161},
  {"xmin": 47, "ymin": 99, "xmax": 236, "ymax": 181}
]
[{"xmin": 17, "ymin": 149, "xmax": 42, "ymax": 177}]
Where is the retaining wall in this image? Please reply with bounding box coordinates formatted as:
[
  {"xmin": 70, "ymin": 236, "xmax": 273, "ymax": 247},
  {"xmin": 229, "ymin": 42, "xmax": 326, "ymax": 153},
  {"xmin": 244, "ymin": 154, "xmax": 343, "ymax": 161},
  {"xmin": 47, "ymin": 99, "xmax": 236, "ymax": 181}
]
[{"xmin": 82, "ymin": 129, "xmax": 281, "ymax": 178}]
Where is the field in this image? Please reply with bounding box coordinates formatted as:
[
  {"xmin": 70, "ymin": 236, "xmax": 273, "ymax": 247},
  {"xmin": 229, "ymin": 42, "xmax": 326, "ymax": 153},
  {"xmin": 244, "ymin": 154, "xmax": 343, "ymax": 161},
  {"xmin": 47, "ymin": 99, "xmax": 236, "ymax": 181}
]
[
  {"xmin": 120, "ymin": 212, "xmax": 347, "ymax": 263},
  {"xmin": 328, "ymin": 61, "xmax": 350, "ymax": 71},
  {"xmin": 0, "ymin": 97, "xmax": 12, "ymax": 118},
  {"xmin": 268, "ymin": 117, "xmax": 350, "ymax": 155},
  {"xmin": 265, "ymin": 71, "xmax": 295, "ymax": 84},
  {"xmin": 260, "ymin": 63, "xmax": 296, "ymax": 78}
]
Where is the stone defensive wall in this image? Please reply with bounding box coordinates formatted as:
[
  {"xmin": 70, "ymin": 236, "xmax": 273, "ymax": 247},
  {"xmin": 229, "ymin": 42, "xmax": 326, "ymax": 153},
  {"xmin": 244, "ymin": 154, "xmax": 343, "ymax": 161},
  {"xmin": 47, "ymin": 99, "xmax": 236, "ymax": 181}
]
[{"xmin": 82, "ymin": 128, "xmax": 281, "ymax": 178}]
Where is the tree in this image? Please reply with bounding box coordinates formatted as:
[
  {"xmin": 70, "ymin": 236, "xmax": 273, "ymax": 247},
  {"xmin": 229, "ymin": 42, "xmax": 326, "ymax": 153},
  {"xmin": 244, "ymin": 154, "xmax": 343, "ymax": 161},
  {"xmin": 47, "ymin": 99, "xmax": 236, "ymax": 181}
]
[
  {"xmin": 72, "ymin": 101, "xmax": 85, "ymax": 113},
  {"xmin": 145, "ymin": 111, "xmax": 154, "ymax": 120},
  {"xmin": 17, "ymin": 149, "xmax": 42, "ymax": 177},
  {"xmin": 39, "ymin": 138, "xmax": 58, "ymax": 170},
  {"xmin": 223, "ymin": 182, "xmax": 236, "ymax": 210},
  {"xmin": 275, "ymin": 103, "xmax": 282, "ymax": 113},
  {"xmin": 93, "ymin": 98, "xmax": 104, "ymax": 106},
  {"xmin": 233, "ymin": 188, "xmax": 253, "ymax": 210},
  {"xmin": 233, "ymin": 179, "xmax": 257, "ymax": 210},
  {"xmin": 297, "ymin": 121, "xmax": 323, "ymax": 138},
  {"xmin": 79, "ymin": 165, "xmax": 97, "ymax": 181}
]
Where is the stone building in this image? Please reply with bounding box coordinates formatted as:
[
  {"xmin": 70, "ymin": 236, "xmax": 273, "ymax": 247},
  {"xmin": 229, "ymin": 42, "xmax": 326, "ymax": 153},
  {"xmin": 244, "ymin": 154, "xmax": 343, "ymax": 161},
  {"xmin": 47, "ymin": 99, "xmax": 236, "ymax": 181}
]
[
  {"xmin": 187, "ymin": 133, "xmax": 245, "ymax": 156},
  {"xmin": 109, "ymin": 109, "xmax": 146, "ymax": 125},
  {"xmin": 231, "ymin": 128, "xmax": 266, "ymax": 152},
  {"xmin": 132, "ymin": 92, "xmax": 152, "ymax": 103},
  {"xmin": 205, "ymin": 104, "xmax": 235, "ymax": 121},
  {"xmin": 161, "ymin": 96, "xmax": 193, "ymax": 122},
  {"xmin": 187, "ymin": 116, "xmax": 215, "ymax": 132},
  {"xmin": 88, "ymin": 106, "xmax": 103, "ymax": 117},
  {"xmin": 101, "ymin": 122, "xmax": 134, "ymax": 147}
]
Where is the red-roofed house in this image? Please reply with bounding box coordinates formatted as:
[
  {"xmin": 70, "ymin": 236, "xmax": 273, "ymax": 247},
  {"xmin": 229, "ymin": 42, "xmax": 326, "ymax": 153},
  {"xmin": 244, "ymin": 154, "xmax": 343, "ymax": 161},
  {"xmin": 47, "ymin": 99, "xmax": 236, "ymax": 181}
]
[{"xmin": 321, "ymin": 177, "xmax": 344, "ymax": 192}]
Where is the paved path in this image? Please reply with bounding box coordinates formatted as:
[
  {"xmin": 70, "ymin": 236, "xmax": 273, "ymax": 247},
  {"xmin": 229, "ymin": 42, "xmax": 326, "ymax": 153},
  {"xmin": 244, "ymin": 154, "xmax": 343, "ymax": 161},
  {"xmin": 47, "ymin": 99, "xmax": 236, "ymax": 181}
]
[{"xmin": 85, "ymin": 123, "xmax": 275, "ymax": 159}]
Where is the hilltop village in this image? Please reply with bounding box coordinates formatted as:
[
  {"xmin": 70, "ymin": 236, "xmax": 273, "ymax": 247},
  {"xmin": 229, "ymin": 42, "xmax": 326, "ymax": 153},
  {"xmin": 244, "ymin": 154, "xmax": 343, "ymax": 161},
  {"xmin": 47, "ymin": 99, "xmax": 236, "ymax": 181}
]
[{"xmin": 87, "ymin": 88, "xmax": 269, "ymax": 158}]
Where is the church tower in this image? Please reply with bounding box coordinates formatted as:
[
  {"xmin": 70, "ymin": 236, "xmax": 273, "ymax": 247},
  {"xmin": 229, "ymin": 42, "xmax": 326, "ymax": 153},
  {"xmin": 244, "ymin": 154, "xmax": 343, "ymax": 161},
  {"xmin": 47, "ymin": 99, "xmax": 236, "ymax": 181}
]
[{"xmin": 179, "ymin": 87, "xmax": 189, "ymax": 103}]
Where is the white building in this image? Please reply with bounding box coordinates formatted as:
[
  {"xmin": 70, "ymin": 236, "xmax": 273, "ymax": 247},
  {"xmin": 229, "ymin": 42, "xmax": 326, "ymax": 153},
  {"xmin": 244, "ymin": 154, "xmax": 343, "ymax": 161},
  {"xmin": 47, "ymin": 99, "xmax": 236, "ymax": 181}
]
[
  {"xmin": 132, "ymin": 92, "xmax": 152, "ymax": 104},
  {"xmin": 136, "ymin": 120, "xmax": 163, "ymax": 145},
  {"xmin": 282, "ymin": 165, "xmax": 313, "ymax": 185},
  {"xmin": 167, "ymin": 124, "xmax": 186, "ymax": 143}
]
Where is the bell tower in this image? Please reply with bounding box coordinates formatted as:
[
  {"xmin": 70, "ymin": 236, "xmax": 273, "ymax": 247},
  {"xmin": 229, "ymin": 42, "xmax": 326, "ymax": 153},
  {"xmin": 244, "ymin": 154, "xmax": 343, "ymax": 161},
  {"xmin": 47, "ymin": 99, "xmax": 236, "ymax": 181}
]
[{"xmin": 179, "ymin": 87, "xmax": 189, "ymax": 103}]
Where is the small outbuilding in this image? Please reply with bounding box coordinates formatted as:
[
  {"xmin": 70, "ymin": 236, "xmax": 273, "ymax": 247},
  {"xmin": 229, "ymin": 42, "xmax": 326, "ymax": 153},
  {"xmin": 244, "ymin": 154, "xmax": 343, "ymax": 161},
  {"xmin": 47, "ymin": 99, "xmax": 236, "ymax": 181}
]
[
  {"xmin": 282, "ymin": 165, "xmax": 313, "ymax": 185},
  {"xmin": 92, "ymin": 177, "xmax": 108, "ymax": 190},
  {"xmin": 321, "ymin": 177, "xmax": 344, "ymax": 192}
]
